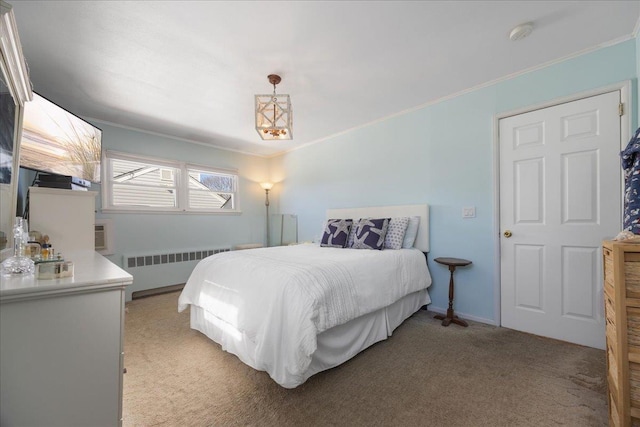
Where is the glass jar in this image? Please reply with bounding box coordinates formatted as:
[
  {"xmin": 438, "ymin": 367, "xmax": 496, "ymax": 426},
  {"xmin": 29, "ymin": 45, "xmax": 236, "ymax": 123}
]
[{"xmin": 0, "ymin": 217, "xmax": 35, "ymax": 276}]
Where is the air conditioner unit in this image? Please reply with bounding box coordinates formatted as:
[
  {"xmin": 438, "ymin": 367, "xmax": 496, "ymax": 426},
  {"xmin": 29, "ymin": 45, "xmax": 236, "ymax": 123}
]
[
  {"xmin": 95, "ymin": 224, "xmax": 106, "ymax": 250},
  {"xmin": 95, "ymin": 219, "xmax": 113, "ymax": 255}
]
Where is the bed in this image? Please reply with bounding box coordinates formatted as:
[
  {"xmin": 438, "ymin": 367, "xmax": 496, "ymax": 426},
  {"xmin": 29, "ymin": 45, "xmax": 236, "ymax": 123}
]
[{"xmin": 178, "ymin": 204, "xmax": 431, "ymax": 388}]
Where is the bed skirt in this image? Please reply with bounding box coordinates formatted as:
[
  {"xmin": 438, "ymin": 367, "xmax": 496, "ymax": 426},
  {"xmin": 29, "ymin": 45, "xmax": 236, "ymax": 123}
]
[{"xmin": 189, "ymin": 288, "xmax": 430, "ymax": 388}]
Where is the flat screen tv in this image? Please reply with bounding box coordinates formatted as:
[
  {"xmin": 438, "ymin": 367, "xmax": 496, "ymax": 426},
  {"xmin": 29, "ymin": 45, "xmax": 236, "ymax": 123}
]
[{"xmin": 19, "ymin": 92, "xmax": 102, "ymax": 183}]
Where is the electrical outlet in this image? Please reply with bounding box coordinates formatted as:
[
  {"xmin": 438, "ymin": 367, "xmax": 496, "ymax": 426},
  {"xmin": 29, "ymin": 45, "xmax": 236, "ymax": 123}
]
[{"xmin": 462, "ymin": 206, "xmax": 476, "ymax": 218}]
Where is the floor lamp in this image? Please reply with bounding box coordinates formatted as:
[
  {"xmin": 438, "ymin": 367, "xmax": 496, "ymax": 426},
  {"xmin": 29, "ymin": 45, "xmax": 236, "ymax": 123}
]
[{"xmin": 260, "ymin": 182, "xmax": 273, "ymax": 247}]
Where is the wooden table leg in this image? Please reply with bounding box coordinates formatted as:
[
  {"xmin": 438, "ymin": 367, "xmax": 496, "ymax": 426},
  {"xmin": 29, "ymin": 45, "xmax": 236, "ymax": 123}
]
[{"xmin": 433, "ymin": 264, "xmax": 468, "ymax": 327}]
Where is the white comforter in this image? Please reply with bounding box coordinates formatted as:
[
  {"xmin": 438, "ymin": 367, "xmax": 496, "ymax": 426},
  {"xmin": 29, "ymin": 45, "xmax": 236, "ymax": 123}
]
[{"xmin": 178, "ymin": 244, "xmax": 431, "ymax": 386}]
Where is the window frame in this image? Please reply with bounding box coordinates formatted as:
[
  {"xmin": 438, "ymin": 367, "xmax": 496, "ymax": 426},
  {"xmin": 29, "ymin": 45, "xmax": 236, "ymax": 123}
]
[
  {"xmin": 185, "ymin": 166, "xmax": 237, "ymax": 212},
  {"xmin": 102, "ymin": 150, "xmax": 241, "ymax": 214}
]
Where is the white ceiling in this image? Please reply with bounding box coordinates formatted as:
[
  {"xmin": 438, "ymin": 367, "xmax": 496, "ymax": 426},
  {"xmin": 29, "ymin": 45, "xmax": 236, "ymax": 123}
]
[{"xmin": 8, "ymin": 1, "xmax": 640, "ymax": 157}]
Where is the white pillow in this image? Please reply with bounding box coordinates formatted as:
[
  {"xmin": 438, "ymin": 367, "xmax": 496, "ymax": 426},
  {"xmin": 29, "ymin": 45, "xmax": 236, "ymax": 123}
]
[
  {"xmin": 384, "ymin": 217, "xmax": 410, "ymax": 250},
  {"xmin": 401, "ymin": 216, "xmax": 421, "ymax": 248}
]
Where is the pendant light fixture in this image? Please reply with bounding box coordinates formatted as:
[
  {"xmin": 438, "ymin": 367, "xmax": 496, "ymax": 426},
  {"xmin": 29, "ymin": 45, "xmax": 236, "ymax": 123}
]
[{"xmin": 255, "ymin": 74, "xmax": 292, "ymax": 140}]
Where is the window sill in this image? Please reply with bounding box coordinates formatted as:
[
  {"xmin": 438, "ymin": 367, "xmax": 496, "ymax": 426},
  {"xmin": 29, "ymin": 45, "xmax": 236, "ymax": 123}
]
[{"xmin": 100, "ymin": 208, "xmax": 242, "ymax": 215}]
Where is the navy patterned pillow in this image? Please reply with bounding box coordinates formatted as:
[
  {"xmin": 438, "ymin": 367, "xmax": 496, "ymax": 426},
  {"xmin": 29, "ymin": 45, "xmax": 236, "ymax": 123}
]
[
  {"xmin": 352, "ymin": 218, "xmax": 390, "ymax": 250},
  {"xmin": 346, "ymin": 217, "xmax": 361, "ymax": 247},
  {"xmin": 321, "ymin": 219, "xmax": 353, "ymax": 248}
]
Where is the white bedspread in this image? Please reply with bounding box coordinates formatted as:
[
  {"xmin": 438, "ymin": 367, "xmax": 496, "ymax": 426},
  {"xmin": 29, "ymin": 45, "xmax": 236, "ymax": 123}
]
[{"xmin": 178, "ymin": 244, "xmax": 431, "ymax": 386}]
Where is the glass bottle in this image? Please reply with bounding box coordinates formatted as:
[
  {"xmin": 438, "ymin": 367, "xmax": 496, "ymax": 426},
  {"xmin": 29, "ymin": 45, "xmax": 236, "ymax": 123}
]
[
  {"xmin": 0, "ymin": 217, "xmax": 36, "ymax": 276},
  {"xmin": 41, "ymin": 244, "xmax": 50, "ymax": 260}
]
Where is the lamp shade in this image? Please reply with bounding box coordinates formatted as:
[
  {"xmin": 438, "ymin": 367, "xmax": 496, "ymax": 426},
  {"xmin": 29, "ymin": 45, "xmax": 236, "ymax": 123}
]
[{"xmin": 260, "ymin": 182, "xmax": 274, "ymax": 191}]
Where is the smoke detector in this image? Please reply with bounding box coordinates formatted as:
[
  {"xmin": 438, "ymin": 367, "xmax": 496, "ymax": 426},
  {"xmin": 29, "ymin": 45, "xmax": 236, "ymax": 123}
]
[{"xmin": 509, "ymin": 22, "xmax": 534, "ymax": 41}]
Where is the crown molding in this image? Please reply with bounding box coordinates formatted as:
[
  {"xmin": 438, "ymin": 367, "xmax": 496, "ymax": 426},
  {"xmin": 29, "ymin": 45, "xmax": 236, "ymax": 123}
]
[
  {"xmin": 280, "ymin": 35, "xmax": 637, "ymax": 157},
  {"xmin": 85, "ymin": 116, "xmax": 270, "ymax": 159}
]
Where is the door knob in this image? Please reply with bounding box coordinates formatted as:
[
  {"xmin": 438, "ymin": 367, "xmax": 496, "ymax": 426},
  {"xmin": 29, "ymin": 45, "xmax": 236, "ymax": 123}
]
[{"xmin": 503, "ymin": 230, "xmax": 512, "ymax": 238}]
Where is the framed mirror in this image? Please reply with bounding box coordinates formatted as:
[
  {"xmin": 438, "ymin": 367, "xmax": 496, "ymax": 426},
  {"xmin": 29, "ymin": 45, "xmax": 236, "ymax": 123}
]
[
  {"xmin": 0, "ymin": 0, "xmax": 33, "ymax": 256},
  {"xmin": 269, "ymin": 214, "xmax": 298, "ymax": 246},
  {"xmin": 0, "ymin": 77, "xmax": 17, "ymax": 250}
]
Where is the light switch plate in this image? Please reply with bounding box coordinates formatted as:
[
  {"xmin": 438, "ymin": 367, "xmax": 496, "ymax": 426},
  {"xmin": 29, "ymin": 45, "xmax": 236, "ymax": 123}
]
[{"xmin": 462, "ymin": 206, "xmax": 476, "ymax": 218}]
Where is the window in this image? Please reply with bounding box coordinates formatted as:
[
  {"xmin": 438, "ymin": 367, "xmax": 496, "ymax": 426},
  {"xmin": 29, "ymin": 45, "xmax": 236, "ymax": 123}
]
[
  {"xmin": 103, "ymin": 151, "xmax": 239, "ymax": 213},
  {"xmin": 110, "ymin": 157, "xmax": 179, "ymax": 209},
  {"xmin": 187, "ymin": 168, "xmax": 236, "ymax": 210}
]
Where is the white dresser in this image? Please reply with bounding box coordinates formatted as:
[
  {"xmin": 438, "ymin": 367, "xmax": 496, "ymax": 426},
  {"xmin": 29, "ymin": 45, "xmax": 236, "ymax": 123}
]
[{"xmin": 0, "ymin": 252, "xmax": 132, "ymax": 426}]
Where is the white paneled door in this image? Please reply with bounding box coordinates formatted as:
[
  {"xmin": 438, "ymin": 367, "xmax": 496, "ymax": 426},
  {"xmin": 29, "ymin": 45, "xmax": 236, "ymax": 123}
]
[{"xmin": 500, "ymin": 91, "xmax": 622, "ymax": 350}]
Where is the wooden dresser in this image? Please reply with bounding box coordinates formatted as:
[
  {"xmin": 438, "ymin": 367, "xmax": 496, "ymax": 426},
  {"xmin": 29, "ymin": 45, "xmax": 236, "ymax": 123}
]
[{"xmin": 603, "ymin": 240, "xmax": 640, "ymax": 426}]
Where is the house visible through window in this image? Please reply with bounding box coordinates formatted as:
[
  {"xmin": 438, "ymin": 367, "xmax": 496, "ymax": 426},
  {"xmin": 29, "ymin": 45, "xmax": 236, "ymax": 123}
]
[
  {"xmin": 111, "ymin": 157, "xmax": 178, "ymax": 208},
  {"xmin": 103, "ymin": 151, "xmax": 239, "ymax": 213},
  {"xmin": 188, "ymin": 168, "xmax": 236, "ymax": 210}
]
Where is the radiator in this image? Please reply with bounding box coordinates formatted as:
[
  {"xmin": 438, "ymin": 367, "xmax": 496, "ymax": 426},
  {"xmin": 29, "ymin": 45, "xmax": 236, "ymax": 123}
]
[{"xmin": 123, "ymin": 247, "xmax": 231, "ymax": 269}]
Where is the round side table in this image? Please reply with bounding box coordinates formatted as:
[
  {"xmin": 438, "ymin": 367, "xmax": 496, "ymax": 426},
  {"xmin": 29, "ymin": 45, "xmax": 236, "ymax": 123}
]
[{"xmin": 434, "ymin": 257, "xmax": 472, "ymax": 327}]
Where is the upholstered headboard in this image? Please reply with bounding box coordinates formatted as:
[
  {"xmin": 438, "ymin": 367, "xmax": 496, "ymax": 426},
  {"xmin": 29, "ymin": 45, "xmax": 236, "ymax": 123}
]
[{"xmin": 326, "ymin": 204, "xmax": 429, "ymax": 252}]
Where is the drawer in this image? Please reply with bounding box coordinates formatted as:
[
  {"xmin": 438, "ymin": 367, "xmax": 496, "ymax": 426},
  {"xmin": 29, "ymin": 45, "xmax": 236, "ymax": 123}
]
[
  {"xmin": 625, "ymin": 257, "xmax": 640, "ymax": 299},
  {"xmin": 606, "ymin": 292, "xmax": 616, "ymax": 326},
  {"xmin": 611, "ymin": 393, "xmax": 620, "ymax": 427},
  {"xmin": 630, "ymin": 307, "xmax": 640, "ymax": 348},
  {"xmin": 631, "ymin": 362, "xmax": 640, "ymax": 411},
  {"xmin": 608, "ymin": 343, "xmax": 618, "ymax": 390},
  {"xmin": 605, "ymin": 251, "xmax": 614, "ymax": 293}
]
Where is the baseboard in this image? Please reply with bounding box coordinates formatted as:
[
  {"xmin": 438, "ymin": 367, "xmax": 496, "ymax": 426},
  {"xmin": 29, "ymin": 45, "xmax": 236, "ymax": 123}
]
[
  {"xmin": 427, "ymin": 305, "xmax": 497, "ymax": 326},
  {"xmin": 132, "ymin": 284, "xmax": 185, "ymax": 300}
]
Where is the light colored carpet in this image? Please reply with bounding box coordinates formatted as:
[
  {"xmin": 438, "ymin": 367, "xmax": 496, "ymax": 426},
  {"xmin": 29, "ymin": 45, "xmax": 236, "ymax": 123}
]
[{"xmin": 123, "ymin": 292, "xmax": 608, "ymax": 426}]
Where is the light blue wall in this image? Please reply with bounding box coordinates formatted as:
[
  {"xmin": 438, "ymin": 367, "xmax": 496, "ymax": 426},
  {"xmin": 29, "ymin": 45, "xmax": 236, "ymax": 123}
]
[
  {"xmin": 93, "ymin": 123, "xmax": 270, "ymax": 300},
  {"xmin": 271, "ymin": 39, "xmax": 638, "ymax": 324}
]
